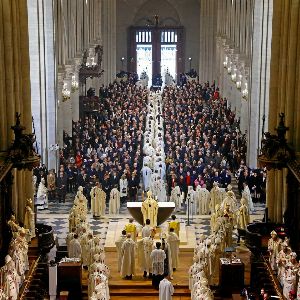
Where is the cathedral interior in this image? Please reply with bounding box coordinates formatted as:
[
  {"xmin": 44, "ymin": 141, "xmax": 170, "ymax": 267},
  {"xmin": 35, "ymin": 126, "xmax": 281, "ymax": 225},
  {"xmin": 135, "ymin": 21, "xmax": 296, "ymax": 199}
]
[{"xmin": 0, "ymin": 0, "xmax": 300, "ymax": 299}]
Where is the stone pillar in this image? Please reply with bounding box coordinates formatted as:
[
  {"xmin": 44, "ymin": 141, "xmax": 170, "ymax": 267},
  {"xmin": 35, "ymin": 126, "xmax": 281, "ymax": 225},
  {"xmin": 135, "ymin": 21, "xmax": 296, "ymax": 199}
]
[
  {"xmin": 248, "ymin": 0, "xmax": 273, "ymax": 168},
  {"xmin": 72, "ymin": 57, "xmax": 81, "ymax": 122},
  {"xmin": 63, "ymin": 65, "xmax": 73, "ymax": 137},
  {"xmin": 27, "ymin": 0, "xmax": 57, "ymax": 170},
  {"xmin": 57, "ymin": 71, "xmax": 65, "ymax": 147},
  {"xmin": 102, "ymin": 0, "xmax": 116, "ymax": 85}
]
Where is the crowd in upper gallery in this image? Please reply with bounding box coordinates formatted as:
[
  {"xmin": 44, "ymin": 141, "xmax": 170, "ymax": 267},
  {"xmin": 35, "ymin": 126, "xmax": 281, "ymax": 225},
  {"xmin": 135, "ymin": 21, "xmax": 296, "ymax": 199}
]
[{"xmin": 32, "ymin": 73, "xmax": 267, "ymax": 206}]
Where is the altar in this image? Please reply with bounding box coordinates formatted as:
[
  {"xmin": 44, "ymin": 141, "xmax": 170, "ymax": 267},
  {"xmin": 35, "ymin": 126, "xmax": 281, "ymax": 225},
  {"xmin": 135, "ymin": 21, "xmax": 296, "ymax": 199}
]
[{"xmin": 127, "ymin": 201, "xmax": 175, "ymax": 226}]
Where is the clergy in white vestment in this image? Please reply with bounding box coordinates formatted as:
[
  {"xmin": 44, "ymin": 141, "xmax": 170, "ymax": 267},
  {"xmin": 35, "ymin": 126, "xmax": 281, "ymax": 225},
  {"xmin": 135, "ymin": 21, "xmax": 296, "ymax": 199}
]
[
  {"xmin": 141, "ymin": 164, "xmax": 152, "ymax": 191},
  {"xmin": 141, "ymin": 191, "xmax": 158, "ymax": 227},
  {"xmin": 209, "ymin": 182, "xmax": 222, "ymax": 213},
  {"xmin": 109, "ymin": 186, "xmax": 120, "ymax": 214},
  {"xmin": 167, "ymin": 228, "xmax": 179, "ymax": 270},
  {"xmin": 139, "ymin": 235, "xmax": 154, "ymax": 277},
  {"xmin": 120, "ymin": 234, "xmax": 136, "ymax": 279},
  {"xmin": 66, "ymin": 228, "xmax": 76, "ymax": 254},
  {"xmin": 119, "ymin": 174, "xmax": 128, "ymax": 202},
  {"xmin": 68, "ymin": 234, "xmax": 82, "ymax": 259},
  {"xmin": 186, "ymin": 186, "xmax": 196, "ymax": 217},
  {"xmin": 170, "ymin": 186, "xmax": 182, "ymax": 212},
  {"xmin": 220, "ymin": 191, "xmax": 237, "ymax": 212},
  {"xmin": 141, "ymin": 219, "xmax": 153, "ymax": 238},
  {"xmin": 195, "ymin": 185, "xmax": 210, "ymax": 215},
  {"xmin": 150, "ymin": 242, "xmax": 166, "ymax": 289},
  {"xmin": 115, "ymin": 230, "xmax": 127, "ymax": 272},
  {"xmin": 242, "ymin": 182, "xmax": 254, "ymax": 212},
  {"xmin": 90, "ymin": 182, "xmax": 106, "ymax": 218},
  {"xmin": 159, "ymin": 276, "xmax": 174, "ymax": 300}
]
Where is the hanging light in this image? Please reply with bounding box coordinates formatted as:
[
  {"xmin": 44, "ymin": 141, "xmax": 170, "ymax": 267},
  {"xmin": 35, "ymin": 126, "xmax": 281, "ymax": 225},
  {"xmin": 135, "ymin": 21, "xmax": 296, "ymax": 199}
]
[
  {"xmin": 227, "ymin": 62, "xmax": 232, "ymax": 74},
  {"xmin": 62, "ymin": 82, "xmax": 71, "ymax": 101},
  {"xmin": 236, "ymin": 74, "xmax": 242, "ymax": 90},
  {"xmin": 242, "ymin": 82, "xmax": 248, "ymax": 99},
  {"xmin": 223, "ymin": 56, "xmax": 228, "ymax": 68},
  {"xmin": 231, "ymin": 67, "xmax": 237, "ymax": 82},
  {"xmin": 71, "ymin": 75, "xmax": 79, "ymax": 92}
]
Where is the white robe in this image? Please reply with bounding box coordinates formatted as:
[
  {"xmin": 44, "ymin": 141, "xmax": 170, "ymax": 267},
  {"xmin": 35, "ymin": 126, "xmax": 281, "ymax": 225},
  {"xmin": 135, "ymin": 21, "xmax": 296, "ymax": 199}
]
[
  {"xmin": 109, "ymin": 188, "xmax": 120, "ymax": 214},
  {"xmin": 142, "ymin": 166, "xmax": 152, "ymax": 191},
  {"xmin": 68, "ymin": 239, "xmax": 82, "ymax": 258},
  {"xmin": 195, "ymin": 187, "xmax": 210, "ymax": 215},
  {"xmin": 115, "ymin": 235, "xmax": 126, "ymax": 272},
  {"xmin": 242, "ymin": 186, "xmax": 254, "ymax": 211},
  {"xmin": 159, "ymin": 278, "xmax": 174, "ymax": 300},
  {"xmin": 90, "ymin": 187, "xmax": 106, "ymax": 217},
  {"xmin": 119, "ymin": 178, "xmax": 128, "ymax": 197},
  {"xmin": 167, "ymin": 232, "xmax": 179, "ymax": 269},
  {"xmin": 170, "ymin": 186, "xmax": 182, "ymax": 211},
  {"xmin": 186, "ymin": 188, "xmax": 196, "ymax": 217},
  {"xmin": 120, "ymin": 238, "xmax": 136, "ymax": 277}
]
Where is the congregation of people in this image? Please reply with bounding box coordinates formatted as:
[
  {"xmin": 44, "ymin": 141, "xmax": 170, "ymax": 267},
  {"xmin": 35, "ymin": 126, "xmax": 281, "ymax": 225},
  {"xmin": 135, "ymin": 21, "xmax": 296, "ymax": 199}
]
[{"xmin": 25, "ymin": 78, "xmax": 270, "ymax": 300}]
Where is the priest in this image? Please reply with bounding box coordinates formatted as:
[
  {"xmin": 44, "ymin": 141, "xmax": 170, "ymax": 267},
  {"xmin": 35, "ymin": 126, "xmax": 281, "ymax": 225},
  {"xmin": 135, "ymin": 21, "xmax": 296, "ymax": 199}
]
[
  {"xmin": 120, "ymin": 233, "xmax": 136, "ymax": 279},
  {"xmin": 159, "ymin": 274, "xmax": 174, "ymax": 300},
  {"xmin": 115, "ymin": 230, "xmax": 127, "ymax": 272},
  {"xmin": 141, "ymin": 190, "xmax": 158, "ymax": 227},
  {"xmin": 90, "ymin": 182, "xmax": 106, "ymax": 218}
]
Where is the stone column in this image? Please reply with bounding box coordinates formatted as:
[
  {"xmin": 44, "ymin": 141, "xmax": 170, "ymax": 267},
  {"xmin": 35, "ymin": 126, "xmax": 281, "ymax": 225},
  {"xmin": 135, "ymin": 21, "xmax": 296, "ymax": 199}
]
[
  {"xmin": 102, "ymin": 0, "xmax": 116, "ymax": 85},
  {"xmin": 72, "ymin": 57, "xmax": 82, "ymax": 122},
  {"xmin": 63, "ymin": 65, "xmax": 73, "ymax": 137},
  {"xmin": 247, "ymin": 0, "xmax": 273, "ymax": 168},
  {"xmin": 57, "ymin": 71, "xmax": 65, "ymax": 147}
]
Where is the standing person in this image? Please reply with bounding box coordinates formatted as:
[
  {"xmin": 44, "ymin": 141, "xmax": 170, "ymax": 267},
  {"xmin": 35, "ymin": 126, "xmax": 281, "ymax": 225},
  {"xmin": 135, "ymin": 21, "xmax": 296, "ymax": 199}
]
[
  {"xmin": 56, "ymin": 171, "xmax": 67, "ymax": 203},
  {"xmin": 159, "ymin": 274, "xmax": 174, "ymax": 300},
  {"xmin": 124, "ymin": 218, "xmax": 137, "ymax": 242},
  {"xmin": 90, "ymin": 182, "xmax": 106, "ymax": 218},
  {"xmin": 142, "ymin": 164, "xmax": 152, "ymax": 191},
  {"xmin": 47, "ymin": 169, "xmax": 56, "ymax": 200},
  {"xmin": 150, "ymin": 242, "xmax": 166, "ymax": 290},
  {"xmin": 120, "ymin": 233, "xmax": 136, "ymax": 279},
  {"xmin": 115, "ymin": 230, "xmax": 127, "ymax": 272},
  {"xmin": 167, "ymin": 228, "xmax": 179, "ymax": 271},
  {"xmin": 168, "ymin": 215, "xmax": 180, "ymax": 237},
  {"xmin": 128, "ymin": 171, "xmax": 139, "ymax": 201},
  {"xmin": 119, "ymin": 174, "xmax": 128, "ymax": 204},
  {"xmin": 142, "ymin": 219, "xmax": 153, "ymax": 238},
  {"xmin": 68, "ymin": 234, "xmax": 82, "ymax": 259}
]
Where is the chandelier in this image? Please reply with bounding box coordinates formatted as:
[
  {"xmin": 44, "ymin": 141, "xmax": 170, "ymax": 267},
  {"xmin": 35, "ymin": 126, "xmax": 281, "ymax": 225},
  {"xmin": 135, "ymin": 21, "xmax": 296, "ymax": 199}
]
[
  {"xmin": 231, "ymin": 68, "xmax": 237, "ymax": 82},
  {"xmin": 62, "ymin": 82, "xmax": 71, "ymax": 101},
  {"xmin": 236, "ymin": 74, "xmax": 242, "ymax": 90},
  {"xmin": 242, "ymin": 82, "xmax": 248, "ymax": 99},
  {"xmin": 86, "ymin": 56, "xmax": 97, "ymax": 68},
  {"xmin": 223, "ymin": 56, "xmax": 228, "ymax": 68},
  {"xmin": 71, "ymin": 75, "xmax": 79, "ymax": 92}
]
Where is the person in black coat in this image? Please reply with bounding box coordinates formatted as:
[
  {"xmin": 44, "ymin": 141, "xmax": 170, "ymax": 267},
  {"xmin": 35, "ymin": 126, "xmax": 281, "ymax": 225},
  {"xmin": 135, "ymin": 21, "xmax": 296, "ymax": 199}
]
[
  {"xmin": 128, "ymin": 171, "xmax": 139, "ymax": 201},
  {"xmin": 56, "ymin": 171, "xmax": 67, "ymax": 203}
]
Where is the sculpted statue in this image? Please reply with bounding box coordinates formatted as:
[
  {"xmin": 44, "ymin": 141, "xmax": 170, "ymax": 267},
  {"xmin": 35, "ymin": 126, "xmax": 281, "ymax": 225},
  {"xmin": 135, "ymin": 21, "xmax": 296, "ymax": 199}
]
[{"xmin": 24, "ymin": 198, "xmax": 35, "ymax": 239}]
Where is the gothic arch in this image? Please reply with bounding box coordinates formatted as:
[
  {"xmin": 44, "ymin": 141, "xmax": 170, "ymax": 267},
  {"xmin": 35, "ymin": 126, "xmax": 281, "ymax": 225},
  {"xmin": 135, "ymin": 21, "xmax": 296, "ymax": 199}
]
[{"xmin": 133, "ymin": 0, "xmax": 181, "ymax": 26}]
